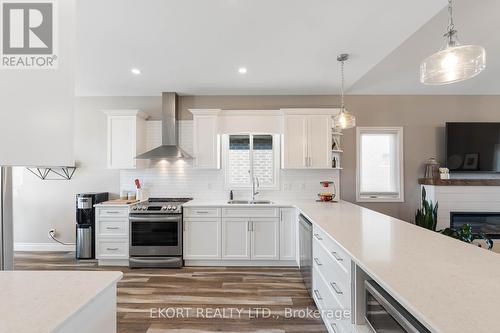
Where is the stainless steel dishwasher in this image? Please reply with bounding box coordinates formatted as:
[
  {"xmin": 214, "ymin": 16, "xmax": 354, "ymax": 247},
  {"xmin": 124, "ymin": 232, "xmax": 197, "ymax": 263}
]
[{"xmin": 299, "ymin": 213, "xmax": 312, "ymax": 296}]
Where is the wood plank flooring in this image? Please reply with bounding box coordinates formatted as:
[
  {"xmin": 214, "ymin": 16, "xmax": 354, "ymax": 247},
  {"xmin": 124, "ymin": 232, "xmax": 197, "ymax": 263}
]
[{"xmin": 14, "ymin": 252, "xmax": 327, "ymax": 333}]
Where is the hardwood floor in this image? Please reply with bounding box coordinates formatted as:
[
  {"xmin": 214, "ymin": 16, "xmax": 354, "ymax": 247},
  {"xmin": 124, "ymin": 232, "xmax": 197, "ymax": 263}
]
[{"xmin": 14, "ymin": 252, "xmax": 327, "ymax": 333}]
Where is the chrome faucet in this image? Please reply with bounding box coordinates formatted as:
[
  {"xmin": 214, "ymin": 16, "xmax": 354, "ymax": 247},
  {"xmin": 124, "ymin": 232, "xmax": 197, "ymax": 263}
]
[{"xmin": 252, "ymin": 176, "xmax": 260, "ymax": 201}]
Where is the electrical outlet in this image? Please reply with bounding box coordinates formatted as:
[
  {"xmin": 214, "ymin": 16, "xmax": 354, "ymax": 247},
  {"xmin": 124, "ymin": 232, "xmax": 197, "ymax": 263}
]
[{"xmin": 48, "ymin": 228, "xmax": 56, "ymax": 239}]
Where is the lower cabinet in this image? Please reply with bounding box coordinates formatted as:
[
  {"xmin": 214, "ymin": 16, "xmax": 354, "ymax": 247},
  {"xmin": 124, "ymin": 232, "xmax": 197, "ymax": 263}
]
[
  {"xmin": 250, "ymin": 218, "xmax": 279, "ymax": 260},
  {"xmin": 221, "ymin": 218, "xmax": 251, "ymax": 260},
  {"xmin": 280, "ymin": 208, "xmax": 297, "ymax": 260},
  {"xmin": 95, "ymin": 206, "xmax": 130, "ymax": 265},
  {"xmin": 312, "ymin": 225, "xmax": 353, "ymax": 333},
  {"xmin": 221, "ymin": 217, "xmax": 279, "ymax": 260},
  {"xmin": 183, "ymin": 206, "xmax": 295, "ymax": 265},
  {"xmin": 183, "ymin": 218, "xmax": 222, "ymax": 259}
]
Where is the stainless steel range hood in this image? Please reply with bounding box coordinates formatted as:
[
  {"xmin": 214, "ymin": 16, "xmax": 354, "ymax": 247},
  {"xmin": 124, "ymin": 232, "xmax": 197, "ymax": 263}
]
[{"xmin": 136, "ymin": 92, "xmax": 192, "ymax": 160}]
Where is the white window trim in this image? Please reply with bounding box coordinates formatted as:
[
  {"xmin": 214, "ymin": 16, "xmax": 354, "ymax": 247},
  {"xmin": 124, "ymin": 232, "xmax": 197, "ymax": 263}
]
[
  {"xmin": 356, "ymin": 126, "xmax": 404, "ymax": 203},
  {"xmin": 222, "ymin": 133, "xmax": 280, "ymax": 190}
]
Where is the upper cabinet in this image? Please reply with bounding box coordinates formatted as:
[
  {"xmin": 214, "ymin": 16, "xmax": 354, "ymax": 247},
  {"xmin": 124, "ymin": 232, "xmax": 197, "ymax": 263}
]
[
  {"xmin": 190, "ymin": 109, "xmax": 221, "ymax": 169},
  {"xmin": 282, "ymin": 110, "xmax": 334, "ymax": 169},
  {"xmin": 103, "ymin": 110, "xmax": 148, "ymax": 169}
]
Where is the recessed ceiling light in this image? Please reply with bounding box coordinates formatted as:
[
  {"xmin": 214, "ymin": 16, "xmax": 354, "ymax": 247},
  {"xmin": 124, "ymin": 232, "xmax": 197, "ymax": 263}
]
[
  {"xmin": 238, "ymin": 67, "xmax": 247, "ymax": 74},
  {"xmin": 131, "ymin": 68, "xmax": 141, "ymax": 75}
]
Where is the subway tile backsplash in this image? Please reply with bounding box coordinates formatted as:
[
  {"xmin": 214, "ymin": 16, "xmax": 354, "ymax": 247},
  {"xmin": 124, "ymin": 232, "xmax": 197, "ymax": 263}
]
[{"xmin": 120, "ymin": 120, "xmax": 340, "ymax": 201}]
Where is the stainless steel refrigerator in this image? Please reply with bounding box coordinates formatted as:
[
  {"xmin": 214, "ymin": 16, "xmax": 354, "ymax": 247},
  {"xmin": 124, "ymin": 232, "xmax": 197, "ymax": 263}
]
[{"xmin": 0, "ymin": 167, "xmax": 14, "ymax": 270}]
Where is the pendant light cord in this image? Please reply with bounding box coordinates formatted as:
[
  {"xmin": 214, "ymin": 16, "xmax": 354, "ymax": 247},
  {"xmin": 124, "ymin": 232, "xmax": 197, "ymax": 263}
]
[
  {"xmin": 447, "ymin": 0, "xmax": 454, "ymax": 32},
  {"xmin": 445, "ymin": 0, "xmax": 457, "ymax": 45},
  {"xmin": 340, "ymin": 59, "xmax": 345, "ymax": 109}
]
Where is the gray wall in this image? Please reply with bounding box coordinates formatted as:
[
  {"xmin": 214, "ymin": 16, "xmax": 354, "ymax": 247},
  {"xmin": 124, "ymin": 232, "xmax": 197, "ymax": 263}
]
[
  {"xmin": 13, "ymin": 97, "xmax": 161, "ymax": 245},
  {"xmin": 178, "ymin": 95, "xmax": 500, "ymax": 221},
  {"xmin": 13, "ymin": 95, "xmax": 500, "ymax": 245}
]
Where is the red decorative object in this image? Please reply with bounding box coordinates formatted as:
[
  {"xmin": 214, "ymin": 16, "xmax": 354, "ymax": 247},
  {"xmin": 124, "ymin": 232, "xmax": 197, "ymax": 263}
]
[{"xmin": 320, "ymin": 181, "xmax": 334, "ymax": 188}]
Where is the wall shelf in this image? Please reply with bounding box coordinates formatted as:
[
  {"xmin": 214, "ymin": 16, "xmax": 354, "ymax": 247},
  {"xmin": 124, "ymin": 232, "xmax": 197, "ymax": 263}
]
[
  {"xmin": 26, "ymin": 166, "xmax": 77, "ymax": 180},
  {"xmin": 418, "ymin": 178, "xmax": 500, "ymax": 186}
]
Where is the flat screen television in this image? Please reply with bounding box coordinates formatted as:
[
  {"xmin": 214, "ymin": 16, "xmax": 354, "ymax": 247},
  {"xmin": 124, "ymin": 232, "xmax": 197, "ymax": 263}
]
[{"xmin": 446, "ymin": 122, "xmax": 500, "ymax": 173}]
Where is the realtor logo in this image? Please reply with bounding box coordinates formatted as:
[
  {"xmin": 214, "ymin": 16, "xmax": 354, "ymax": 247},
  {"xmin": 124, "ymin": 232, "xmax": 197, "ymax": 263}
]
[{"xmin": 1, "ymin": 0, "xmax": 57, "ymax": 69}]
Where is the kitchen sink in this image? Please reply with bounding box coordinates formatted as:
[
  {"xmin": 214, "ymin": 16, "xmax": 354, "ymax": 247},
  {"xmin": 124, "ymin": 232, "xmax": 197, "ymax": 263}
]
[
  {"xmin": 227, "ymin": 200, "xmax": 251, "ymax": 204},
  {"xmin": 250, "ymin": 200, "xmax": 273, "ymax": 204},
  {"xmin": 227, "ymin": 200, "xmax": 274, "ymax": 205}
]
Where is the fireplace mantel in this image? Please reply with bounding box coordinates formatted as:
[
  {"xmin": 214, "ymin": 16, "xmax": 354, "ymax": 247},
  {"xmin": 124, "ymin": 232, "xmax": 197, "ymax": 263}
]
[{"xmin": 418, "ymin": 178, "xmax": 500, "ymax": 186}]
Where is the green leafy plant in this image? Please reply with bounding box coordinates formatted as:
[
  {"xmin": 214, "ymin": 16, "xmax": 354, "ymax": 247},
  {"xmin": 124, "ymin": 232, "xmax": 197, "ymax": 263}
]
[
  {"xmin": 415, "ymin": 187, "xmax": 438, "ymax": 231},
  {"xmin": 415, "ymin": 187, "xmax": 493, "ymax": 250},
  {"xmin": 441, "ymin": 224, "xmax": 494, "ymax": 250}
]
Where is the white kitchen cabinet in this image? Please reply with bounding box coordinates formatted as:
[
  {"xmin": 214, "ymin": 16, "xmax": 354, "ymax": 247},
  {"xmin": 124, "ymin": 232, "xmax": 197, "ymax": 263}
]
[
  {"xmin": 312, "ymin": 225, "xmax": 353, "ymax": 333},
  {"xmin": 251, "ymin": 218, "xmax": 280, "ymax": 260},
  {"xmin": 103, "ymin": 110, "xmax": 148, "ymax": 169},
  {"xmin": 222, "ymin": 218, "xmax": 251, "ymax": 260},
  {"xmin": 185, "ymin": 206, "xmax": 297, "ymax": 266},
  {"xmin": 308, "ymin": 115, "xmax": 332, "ymax": 169},
  {"xmin": 95, "ymin": 205, "xmax": 130, "ymax": 266},
  {"xmin": 283, "ymin": 115, "xmax": 308, "ymax": 168},
  {"xmin": 282, "ymin": 111, "xmax": 334, "ymax": 169},
  {"xmin": 183, "ymin": 218, "xmax": 221, "ymax": 259},
  {"xmin": 280, "ymin": 208, "xmax": 297, "ymax": 261},
  {"xmin": 190, "ymin": 109, "xmax": 221, "ymax": 169}
]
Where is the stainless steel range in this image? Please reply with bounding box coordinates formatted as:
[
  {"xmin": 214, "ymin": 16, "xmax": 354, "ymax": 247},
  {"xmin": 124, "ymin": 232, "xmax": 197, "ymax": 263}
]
[{"xmin": 129, "ymin": 198, "xmax": 192, "ymax": 268}]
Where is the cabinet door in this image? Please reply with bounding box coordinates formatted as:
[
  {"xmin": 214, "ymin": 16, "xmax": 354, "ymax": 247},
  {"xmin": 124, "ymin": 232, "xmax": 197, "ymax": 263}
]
[
  {"xmin": 222, "ymin": 218, "xmax": 251, "ymax": 260},
  {"xmin": 279, "ymin": 208, "xmax": 296, "ymax": 261},
  {"xmin": 184, "ymin": 218, "xmax": 221, "ymax": 260},
  {"xmin": 251, "ymin": 218, "xmax": 279, "ymax": 260},
  {"xmin": 108, "ymin": 116, "xmax": 136, "ymax": 169},
  {"xmin": 193, "ymin": 116, "xmax": 220, "ymax": 169},
  {"xmin": 283, "ymin": 115, "xmax": 308, "ymax": 169},
  {"xmin": 308, "ymin": 115, "xmax": 332, "ymax": 169}
]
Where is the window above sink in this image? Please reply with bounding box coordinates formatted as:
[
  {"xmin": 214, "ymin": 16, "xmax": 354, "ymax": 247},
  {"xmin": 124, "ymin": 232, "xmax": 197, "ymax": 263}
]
[{"xmin": 222, "ymin": 133, "xmax": 280, "ymax": 190}]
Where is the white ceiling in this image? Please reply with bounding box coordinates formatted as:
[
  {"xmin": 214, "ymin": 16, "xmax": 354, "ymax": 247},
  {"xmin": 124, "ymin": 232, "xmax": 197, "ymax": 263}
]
[
  {"xmin": 76, "ymin": 0, "xmax": 449, "ymax": 96},
  {"xmin": 350, "ymin": 0, "xmax": 500, "ymax": 95}
]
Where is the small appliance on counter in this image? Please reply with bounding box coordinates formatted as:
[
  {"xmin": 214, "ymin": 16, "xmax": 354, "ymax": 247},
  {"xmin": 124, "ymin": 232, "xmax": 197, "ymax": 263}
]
[
  {"xmin": 317, "ymin": 181, "xmax": 337, "ymax": 202},
  {"xmin": 76, "ymin": 192, "xmax": 108, "ymax": 259}
]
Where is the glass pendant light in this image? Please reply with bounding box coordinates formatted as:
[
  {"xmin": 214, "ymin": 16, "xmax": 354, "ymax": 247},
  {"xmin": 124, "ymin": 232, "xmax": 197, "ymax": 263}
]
[
  {"xmin": 420, "ymin": 0, "xmax": 486, "ymax": 85},
  {"xmin": 334, "ymin": 54, "xmax": 355, "ymax": 129}
]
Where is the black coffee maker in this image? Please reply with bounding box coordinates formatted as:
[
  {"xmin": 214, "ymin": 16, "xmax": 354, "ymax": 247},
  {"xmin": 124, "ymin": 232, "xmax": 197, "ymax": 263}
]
[{"xmin": 76, "ymin": 192, "xmax": 108, "ymax": 259}]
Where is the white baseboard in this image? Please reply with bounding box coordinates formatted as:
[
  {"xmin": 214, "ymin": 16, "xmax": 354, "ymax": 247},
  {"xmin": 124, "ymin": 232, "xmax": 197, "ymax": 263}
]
[
  {"xmin": 14, "ymin": 242, "xmax": 75, "ymax": 252},
  {"xmin": 184, "ymin": 259, "xmax": 297, "ymax": 267}
]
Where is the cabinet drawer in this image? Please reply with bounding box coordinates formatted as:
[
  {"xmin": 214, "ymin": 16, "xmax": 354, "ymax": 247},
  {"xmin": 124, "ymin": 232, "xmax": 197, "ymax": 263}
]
[
  {"xmin": 313, "ymin": 226, "xmax": 350, "ymax": 274},
  {"xmin": 184, "ymin": 207, "xmax": 221, "ymax": 218},
  {"xmin": 222, "ymin": 207, "xmax": 279, "ymax": 218},
  {"xmin": 97, "ymin": 239, "xmax": 128, "ymax": 259},
  {"xmin": 313, "ymin": 266, "xmax": 351, "ymax": 333},
  {"xmin": 98, "ymin": 220, "xmax": 128, "ymax": 236},
  {"xmin": 99, "ymin": 208, "xmax": 129, "ymax": 218},
  {"xmin": 313, "ymin": 240, "xmax": 350, "ymax": 309}
]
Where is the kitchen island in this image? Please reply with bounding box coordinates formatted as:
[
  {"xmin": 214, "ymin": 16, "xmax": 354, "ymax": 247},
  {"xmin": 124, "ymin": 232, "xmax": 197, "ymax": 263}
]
[
  {"xmin": 0, "ymin": 270, "xmax": 122, "ymax": 333},
  {"xmin": 184, "ymin": 199, "xmax": 500, "ymax": 333}
]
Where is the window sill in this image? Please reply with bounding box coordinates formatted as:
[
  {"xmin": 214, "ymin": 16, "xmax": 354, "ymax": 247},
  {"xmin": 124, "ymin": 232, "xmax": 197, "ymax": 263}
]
[{"xmin": 356, "ymin": 195, "xmax": 404, "ymax": 203}]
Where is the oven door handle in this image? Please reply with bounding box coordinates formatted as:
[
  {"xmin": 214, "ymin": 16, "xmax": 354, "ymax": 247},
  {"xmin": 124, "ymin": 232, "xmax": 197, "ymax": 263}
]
[{"xmin": 129, "ymin": 216, "xmax": 181, "ymax": 223}]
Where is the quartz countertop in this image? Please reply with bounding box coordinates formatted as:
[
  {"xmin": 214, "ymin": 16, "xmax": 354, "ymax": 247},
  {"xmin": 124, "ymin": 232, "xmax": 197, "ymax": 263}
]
[
  {"xmin": 0, "ymin": 271, "xmax": 122, "ymax": 333},
  {"xmin": 184, "ymin": 198, "xmax": 500, "ymax": 333}
]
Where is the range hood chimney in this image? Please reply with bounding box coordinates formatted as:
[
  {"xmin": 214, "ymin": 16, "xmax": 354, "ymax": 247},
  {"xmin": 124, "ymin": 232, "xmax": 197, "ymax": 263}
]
[{"xmin": 135, "ymin": 92, "xmax": 192, "ymax": 159}]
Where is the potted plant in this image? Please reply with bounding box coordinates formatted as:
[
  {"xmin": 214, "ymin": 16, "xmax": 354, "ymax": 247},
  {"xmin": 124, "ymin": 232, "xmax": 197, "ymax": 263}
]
[
  {"xmin": 415, "ymin": 187, "xmax": 438, "ymax": 231},
  {"xmin": 415, "ymin": 187, "xmax": 493, "ymax": 250},
  {"xmin": 441, "ymin": 224, "xmax": 493, "ymax": 250}
]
